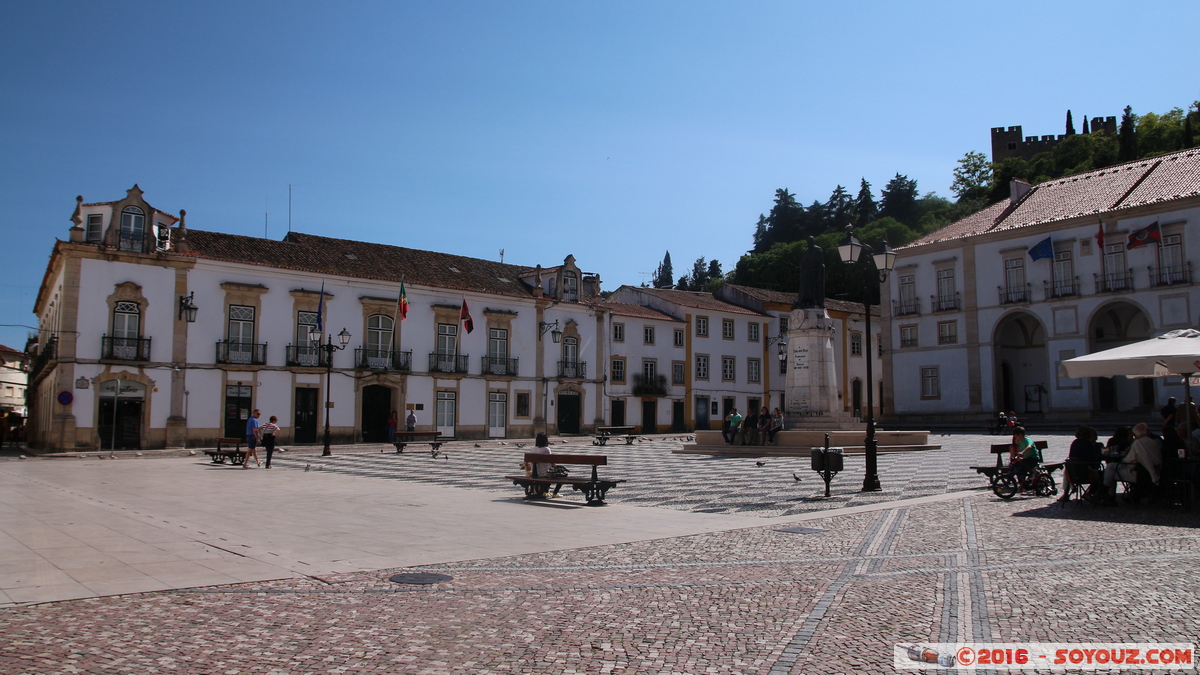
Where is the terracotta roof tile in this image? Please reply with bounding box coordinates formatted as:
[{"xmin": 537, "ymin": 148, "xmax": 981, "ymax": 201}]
[
  {"xmin": 904, "ymin": 200, "xmax": 1010, "ymax": 247},
  {"xmin": 599, "ymin": 301, "xmax": 684, "ymax": 322},
  {"xmin": 1121, "ymin": 150, "xmax": 1200, "ymax": 208},
  {"xmin": 183, "ymin": 230, "xmax": 538, "ymax": 299},
  {"xmin": 718, "ymin": 284, "xmax": 877, "ymax": 316},
  {"xmin": 630, "ymin": 287, "xmax": 767, "ymax": 316}
]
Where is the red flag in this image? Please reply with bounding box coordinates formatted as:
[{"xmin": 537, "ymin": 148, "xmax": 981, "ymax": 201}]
[
  {"xmin": 1126, "ymin": 220, "xmax": 1161, "ymax": 250},
  {"xmin": 460, "ymin": 297, "xmax": 474, "ymax": 334},
  {"xmin": 1096, "ymin": 222, "xmax": 1104, "ymax": 249},
  {"xmin": 397, "ymin": 278, "xmax": 409, "ymax": 321}
]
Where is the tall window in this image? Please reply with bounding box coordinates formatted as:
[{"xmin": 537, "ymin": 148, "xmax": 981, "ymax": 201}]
[
  {"xmin": 486, "ymin": 327, "xmax": 509, "ymax": 375},
  {"xmin": 779, "ymin": 316, "xmax": 789, "ymax": 333},
  {"xmin": 643, "ymin": 325, "xmax": 655, "ymax": 344},
  {"xmin": 1052, "ymin": 250, "xmax": 1075, "ymax": 296},
  {"xmin": 748, "ymin": 323, "xmax": 759, "ymax": 341},
  {"xmin": 898, "ymin": 275, "xmax": 917, "ymax": 314},
  {"xmin": 563, "ymin": 336, "xmax": 578, "ymax": 362},
  {"xmin": 850, "ymin": 333, "xmax": 863, "ymax": 356},
  {"xmin": 696, "ymin": 354, "xmax": 709, "ymax": 379},
  {"xmin": 436, "ymin": 323, "xmax": 457, "ymax": 355},
  {"xmin": 937, "ymin": 321, "xmax": 958, "ymax": 344},
  {"xmin": 611, "ymin": 358, "xmax": 626, "ymax": 383},
  {"xmin": 613, "ymin": 323, "xmax": 625, "ymax": 342},
  {"xmin": 1004, "ymin": 258, "xmax": 1026, "ymax": 302},
  {"xmin": 722, "ymin": 319, "xmax": 734, "ymax": 339},
  {"xmin": 227, "ymin": 305, "xmax": 256, "ymax": 364},
  {"xmin": 921, "ymin": 367, "xmax": 940, "ymax": 398},
  {"xmin": 672, "ymin": 361, "xmax": 685, "ymax": 385},
  {"xmin": 721, "ymin": 356, "xmax": 735, "ymax": 381},
  {"xmin": 368, "ymin": 314, "xmax": 394, "ymax": 353},
  {"xmin": 936, "ymin": 269, "xmax": 956, "ymax": 310},
  {"xmin": 696, "ymin": 317, "xmax": 708, "ymax": 336},
  {"xmin": 642, "ymin": 359, "xmax": 657, "ymax": 379},
  {"xmin": 674, "ymin": 328, "xmax": 684, "ymax": 347},
  {"xmin": 119, "ymin": 206, "xmax": 145, "ymax": 251},
  {"xmin": 86, "ymin": 214, "xmax": 103, "ymax": 243},
  {"xmin": 1159, "ymin": 234, "xmax": 1185, "ymax": 284},
  {"xmin": 111, "ymin": 301, "xmax": 140, "ymax": 360},
  {"xmin": 562, "ymin": 272, "xmax": 579, "ymax": 301},
  {"xmin": 1103, "ymin": 244, "xmax": 1127, "ymax": 290},
  {"xmin": 295, "ymin": 311, "xmax": 319, "ymax": 366},
  {"xmin": 900, "ymin": 325, "xmax": 918, "ymax": 348},
  {"xmin": 748, "ymin": 358, "xmax": 761, "ymax": 383}
]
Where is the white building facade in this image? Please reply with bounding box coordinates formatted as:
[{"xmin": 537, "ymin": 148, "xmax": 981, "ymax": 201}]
[{"xmin": 886, "ymin": 149, "xmax": 1200, "ymax": 424}]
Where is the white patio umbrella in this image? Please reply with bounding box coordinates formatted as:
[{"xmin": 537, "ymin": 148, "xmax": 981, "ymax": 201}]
[{"xmin": 1061, "ymin": 328, "xmax": 1200, "ymax": 436}]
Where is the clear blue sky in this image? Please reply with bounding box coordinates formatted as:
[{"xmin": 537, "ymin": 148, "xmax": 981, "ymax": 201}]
[{"xmin": 2, "ymin": 1, "xmax": 1197, "ymax": 350}]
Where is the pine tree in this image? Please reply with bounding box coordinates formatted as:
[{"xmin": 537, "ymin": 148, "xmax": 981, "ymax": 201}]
[
  {"xmin": 879, "ymin": 173, "xmax": 919, "ymax": 228},
  {"xmin": 1082, "ymin": 115, "xmax": 1089, "ymax": 134},
  {"xmin": 653, "ymin": 251, "xmax": 674, "ymax": 288},
  {"xmin": 1066, "ymin": 110, "xmax": 1076, "ymax": 135},
  {"xmin": 1118, "ymin": 105, "xmax": 1138, "ymax": 161},
  {"xmin": 853, "ymin": 178, "xmax": 877, "ymax": 226}
]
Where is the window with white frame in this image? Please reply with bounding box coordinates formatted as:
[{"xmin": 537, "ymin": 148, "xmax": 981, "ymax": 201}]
[
  {"xmin": 611, "ymin": 358, "xmax": 626, "ymax": 383},
  {"xmin": 613, "ymin": 322, "xmax": 624, "ymax": 342},
  {"xmin": 368, "ymin": 315, "xmax": 395, "ymax": 353},
  {"xmin": 748, "ymin": 323, "xmax": 759, "ymax": 341},
  {"xmin": 295, "ymin": 311, "xmax": 319, "ymax": 366},
  {"xmin": 119, "ymin": 206, "xmax": 145, "ymax": 251},
  {"xmin": 1159, "ymin": 233, "xmax": 1185, "ymax": 284},
  {"xmin": 1004, "ymin": 258, "xmax": 1026, "ymax": 301},
  {"xmin": 642, "ymin": 359, "xmax": 657, "ymax": 379},
  {"xmin": 696, "ymin": 316, "xmax": 708, "ymax": 337},
  {"xmin": 673, "ymin": 328, "xmax": 684, "ymax": 347},
  {"xmin": 937, "ymin": 321, "xmax": 957, "ymax": 344},
  {"xmin": 643, "ymin": 325, "xmax": 655, "ymax": 344},
  {"xmin": 779, "ymin": 315, "xmax": 789, "ymax": 333},
  {"xmin": 437, "ymin": 323, "xmax": 458, "ymax": 355},
  {"xmin": 900, "ymin": 325, "xmax": 917, "ymax": 348},
  {"xmin": 721, "ymin": 356, "xmax": 735, "ymax": 381},
  {"xmin": 562, "ymin": 272, "xmax": 579, "ymax": 301},
  {"xmin": 921, "ymin": 367, "xmax": 940, "ymax": 398},
  {"xmin": 722, "ymin": 319, "xmax": 734, "ymax": 339},
  {"xmin": 898, "ymin": 275, "xmax": 917, "ymax": 314},
  {"xmin": 1051, "ymin": 250, "xmax": 1075, "ymax": 296},
  {"xmin": 1103, "ymin": 244, "xmax": 1128, "ymax": 290},
  {"xmin": 228, "ymin": 305, "xmax": 255, "ymax": 343},
  {"xmin": 748, "ymin": 358, "xmax": 761, "ymax": 383},
  {"xmin": 696, "ymin": 354, "xmax": 709, "ymax": 379},
  {"xmin": 86, "ymin": 214, "xmax": 103, "ymax": 243},
  {"xmin": 850, "ymin": 332, "xmax": 863, "ymax": 356},
  {"xmin": 672, "ymin": 361, "xmax": 684, "ymax": 385},
  {"xmin": 936, "ymin": 269, "xmax": 956, "ymax": 310}
]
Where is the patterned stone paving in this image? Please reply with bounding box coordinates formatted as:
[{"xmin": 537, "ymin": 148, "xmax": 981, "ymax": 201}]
[{"xmin": 2, "ymin": 433, "xmax": 1199, "ymax": 673}]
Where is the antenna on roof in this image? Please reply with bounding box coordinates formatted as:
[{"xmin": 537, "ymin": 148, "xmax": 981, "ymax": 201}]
[
  {"xmin": 499, "ymin": 248, "xmax": 505, "ymax": 263},
  {"xmin": 288, "ymin": 184, "xmax": 292, "ymax": 234}
]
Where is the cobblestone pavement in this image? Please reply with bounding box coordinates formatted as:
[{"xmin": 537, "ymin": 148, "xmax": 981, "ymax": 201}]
[{"xmin": 2, "ymin": 434, "xmax": 1199, "ymax": 674}]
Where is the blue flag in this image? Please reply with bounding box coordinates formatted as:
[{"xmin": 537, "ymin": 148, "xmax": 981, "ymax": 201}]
[
  {"xmin": 1028, "ymin": 236, "xmax": 1053, "ymax": 261},
  {"xmin": 315, "ymin": 281, "xmax": 325, "ymax": 334}
]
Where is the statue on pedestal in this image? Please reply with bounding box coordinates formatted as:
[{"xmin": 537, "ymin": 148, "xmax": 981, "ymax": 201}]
[{"xmin": 794, "ymin": 236, "xmax": 825, "ymax": 309}]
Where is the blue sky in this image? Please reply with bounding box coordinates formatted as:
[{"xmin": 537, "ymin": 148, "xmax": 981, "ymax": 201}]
[{"xmin": 1, "ymin": 1, "xmax": 1197, "ymax": 350}]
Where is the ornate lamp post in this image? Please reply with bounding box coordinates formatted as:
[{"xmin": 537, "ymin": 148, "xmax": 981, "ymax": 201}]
[
  {"xmin": 837, "ymin": 226, "xmax": 895, "ymax": 492},
  {"xmin": 310, "ymin": 327, "xmax": 351, "ymax": 457}
]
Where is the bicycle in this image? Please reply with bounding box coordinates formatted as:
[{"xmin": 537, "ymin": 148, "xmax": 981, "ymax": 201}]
[{"xmin": 991, "ymin": 462, "xmax": 1061, "ymax": 500}]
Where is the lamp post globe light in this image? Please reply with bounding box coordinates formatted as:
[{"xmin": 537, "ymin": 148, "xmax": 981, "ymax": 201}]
[
  {"xmin": 309, "ymin": 327, "xmax": 351, "ymax": 457},
  {"xmin": 837, "ymin": 226, "xmax": 895, "ymax": 492}
]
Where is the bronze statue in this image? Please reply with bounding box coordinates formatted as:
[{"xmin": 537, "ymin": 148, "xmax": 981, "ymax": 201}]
[{"xmin": 794, "ymin": 236, "xmax": 825, "ymax": 309}]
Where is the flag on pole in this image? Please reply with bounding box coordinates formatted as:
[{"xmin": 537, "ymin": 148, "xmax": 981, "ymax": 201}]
[
  {"xmin": 1096, "ymin": 222, "xmax": 1104, "ymax": 249},
  {"xmin": 1028, "ymin": 236, "xmax": 1053, "ymax": 261},
  {"xmin": 315, "ymin": 281, "xmax": 325, "ymax": 335},
  {"xmin": 397, "ymin": 278, "xmax": 409, "ymax": 321},
  {"xmin": 460, "ymin": 297, "xmax": 474, "ymax": 334},
  {"xmin": 1126, "ymin": 220, "xmax": 1161, "ymax": 249}
]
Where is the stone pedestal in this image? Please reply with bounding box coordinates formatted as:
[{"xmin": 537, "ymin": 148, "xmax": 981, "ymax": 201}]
[{"xmin": 784, "ymin": 308, "xmax": 855, "ymax": 430}]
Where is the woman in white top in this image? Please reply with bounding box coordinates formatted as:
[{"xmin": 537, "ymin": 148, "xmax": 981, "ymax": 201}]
[{"xmin": 261, "ymin": 416, "xmax": 281, "ymax": 469}]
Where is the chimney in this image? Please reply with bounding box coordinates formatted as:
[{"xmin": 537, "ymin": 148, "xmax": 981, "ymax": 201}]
[{"xmin": 1010, "ymin": 179, "xmax": 1033, "ymax": 204}]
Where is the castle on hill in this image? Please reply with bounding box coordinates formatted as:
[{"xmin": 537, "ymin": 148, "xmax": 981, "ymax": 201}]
[{"xmin": 991, "ymin": 114, "xmax": 1116, "ymax": 163}]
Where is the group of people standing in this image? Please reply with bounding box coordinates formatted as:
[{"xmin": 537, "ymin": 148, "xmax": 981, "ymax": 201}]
[
  {"xmin": 721, "ymin": 407, "xmax": 785, "ymax": 446},
  {"xmin": 386, "ymin": 409, "xmax": 418, "ymax": 442},
  {"xmin": 242, "ymin": 409, "xmax": 280, "ymax": 469}
]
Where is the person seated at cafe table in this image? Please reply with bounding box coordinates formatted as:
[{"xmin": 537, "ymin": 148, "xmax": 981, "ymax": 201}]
[
  {"xmin": 1009, "ymin": 426, "xmax": 1041, "ymax": 487},
  {"xmin": 1059, "ymin": 425, "xmax": 1103, "ymax": 502},
  {"xmin": 1101, "ymin": 423, "xmax": 1162, "ymax": 504}
]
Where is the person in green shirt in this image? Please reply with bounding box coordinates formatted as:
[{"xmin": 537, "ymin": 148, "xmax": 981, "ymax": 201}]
[
  {"xmin": 1010, "ymin": 426, "xmax": 1040, "ymax": 486},
  {"xmin": 722, "ymin": 409, "xmax": 742, "ymax": 445}
]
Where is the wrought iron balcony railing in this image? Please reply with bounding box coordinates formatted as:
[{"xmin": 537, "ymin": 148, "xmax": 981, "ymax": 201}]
[
  {"xmin": 356, "ymin": 348, "xmax": 412, "ymax": 371},
  {"xmin": 930, "ymin": 292, "xmax": 960, "ymax": 312},
  {"xmin": 558, "ymin": 360, "xmax": 587, "ymax": 378},
  {"xmin": 102, "ymin": 336, "xmax": 151, "ymax": 361},
  {"xmin": 429, "ymin": 353, "xmax": 469, "ymax": 374},
  {"xmin": 1044, "ymin": 277, "xmax": 1079, "ymax": 299},
  {"xmin": 998, "ymin": 284, "xmax": 1031, "ymax": 304},
  {"xmin": 217, "ymin": 340, "xmax": 267, "ymax": 365},
  {"xmin": 1148, "ymin": 263, "xmax": 1191, "ymax": 287},
  {"xmin": 286, "ymin": 345, "xmax": 329, "ymax": 368},
  {"xmin": 632, "ymin": 373, "xmax": 669, "ymax": 397},
  {"xmin": 892, "ymin": 298, "xmax": 921, "ymax": 316},
  {"xmin": 1094, "ymin": 270, "xmax": 1133, "ymax": 294},
  {"xmin": 481, "ymin": 356, "xmax": 518, "ymax": 376}
]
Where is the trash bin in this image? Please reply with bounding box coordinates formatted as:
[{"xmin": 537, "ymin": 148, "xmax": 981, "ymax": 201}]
[{"xmin": 811, "ymin": 446, "xmax": 844, "ymax": 472}]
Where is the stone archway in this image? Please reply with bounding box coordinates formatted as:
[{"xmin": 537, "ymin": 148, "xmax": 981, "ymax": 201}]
[
  {"xmin": 1087, "ymin": 301, "xmax": 1154, "ymax": 412},
  {"xmin": 993, "ymin": 312, "xmax": 1049, "ymax": 416}
]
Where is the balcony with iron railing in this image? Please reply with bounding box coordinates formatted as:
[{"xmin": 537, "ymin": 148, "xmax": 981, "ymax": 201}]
[
  {"xmin": 28, "ymin": 335, "xmax": 57, "ymax": 383},
  {"xmin": 285, "ymin": 345, "xmax": 329, "ymax": 368},
  {"xmin": 632, "ymin": 373, "xmax": 669, "ymax": 397},
  {"xmin": 930, "ymin": 292, "xmax": 960, "ymax": 312},
  {"xmin": 892, "ymin": 298, "xmax": 921, "ymax": 316},
  {"xmin": 1044, "ymin": 277, "xmax": 1080, "ymax": 299},
  {"xmin": 429, "ymin": 353, "xmax": 469, "ymax": 374},
  {"xmin": 481, "ymin": 356, "xmax": 518, "ymax": 376},
  {"xmin": 356, "ymin": 348, "xmax": 412, "ymax": 371},
  {"xmin": 1148, "ymin": 262, "xmax": 1192, "ymax": 287},
  {"xmin": 998, "ymin": 284, "xmax": 1031, "ymax": 304},
  {"xmin": 558, "ymin": 360, "xmax": 587, "ymax": 378},
  {"xmin": 217, "ymin": 340, "xmax": 267, "ymax": 365},
  {"xmin": 1094, "ymin": 270, "xmax": 1133, "ymax": 294},
  {"xmin": 101, "ymin": 336, "xmax": 152, "ymax": 361}
]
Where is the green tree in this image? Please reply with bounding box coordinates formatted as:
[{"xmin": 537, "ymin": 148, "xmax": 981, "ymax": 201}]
[
  {"xmin": 1136, "ymin": 108, "xmax": 1185, "ymax": 156},
  {"xmin": 652, "ymin": 251, "xmax": 674, "ymax": 288},
  {"xmin": 853, "ymin": 178, "xmax": 877, "ymax": 226},
  {"xmin": 689, "ymin": 257, "xmax": 709, "ymax": 290},
  {"xmin": 827, "ymin": 185, "xmax": 853, "ymax": 231},
  {"xmin": 706, "ymin": 259, "xmax": 723, "ymax": 284},
  {"xmin": 755, "ymin": 189, "xmax": 803, "ymax": 252},
  {"xmin": 879, "ymin": 173, "xmax": 919, "ymax": 228},
  {"xmin": 1066, "ymin": 110, "xmax": 1076, "ymax": 135},
  {"xmin": 751, "ymin": 214, "xmax": 768, "ymax": 251},
  {"xmin": 950, "ymin": 151, "xmax": 993, "ymax": 203},
  {"xmin": 1118, "ymin": 105, "xmax": 1138, "ymax": 161}
]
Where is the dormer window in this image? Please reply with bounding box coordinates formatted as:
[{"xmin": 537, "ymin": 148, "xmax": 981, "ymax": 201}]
[
  {"xmin": 562, "ymin": 272, "xmax": 578, "ymax": 302},
  {"xmin": 119, "ymin": 207, "xmax": 145, "ymax": 251},
  {"xmin": 86, "ymin": 214, "xmax": 103, "ymax": 243}
]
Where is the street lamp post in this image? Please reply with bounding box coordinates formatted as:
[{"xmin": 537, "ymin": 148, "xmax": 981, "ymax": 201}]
[
  {"xmin": 837, "ymin": 226, "xmax": 895, "ymax": 492},
  {"xmin": 311, "ymin": 327, "xmax": 351, "ymax": 457}
]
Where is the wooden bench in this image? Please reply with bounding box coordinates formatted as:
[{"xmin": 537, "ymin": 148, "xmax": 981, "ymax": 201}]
[
  {"xmin": 593, "ymin": 425, "xmax": 636, "ymax": 446},
  {"xmin": 506, "ymin": 453, "xmax": 626, "ymax": 505},
  {"xmin": 391, "ymin": 431, "xmax": 446, "ymax": 458},
  {"xmin": 971, "ymin": 440, "xmax": 1048, "ymax": 484},
  {"xmin": 203, "ymin": 437, "xmax": 246, "ymax": 465}
]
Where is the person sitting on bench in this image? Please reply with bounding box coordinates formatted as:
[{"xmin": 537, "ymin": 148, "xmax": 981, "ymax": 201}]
[
  {"xmin": 522, "ymin": 432, "xmax": 560, "ymax": 497},
  {"xmin": 1009, "ymin": 426, "xmax": 1040, "ymax": 487}
]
